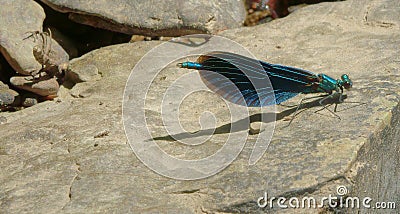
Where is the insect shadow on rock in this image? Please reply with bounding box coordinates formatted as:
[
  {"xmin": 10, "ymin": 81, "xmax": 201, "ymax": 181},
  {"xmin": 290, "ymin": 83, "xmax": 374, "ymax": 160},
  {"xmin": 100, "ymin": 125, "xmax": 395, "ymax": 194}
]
[
  {"xmin": 151, "ymin": 93, "xmax": 355, "ymax": 142},
  {"xmin": 169, "ymin": 34, "xmax": 212, "ymax": 47}
]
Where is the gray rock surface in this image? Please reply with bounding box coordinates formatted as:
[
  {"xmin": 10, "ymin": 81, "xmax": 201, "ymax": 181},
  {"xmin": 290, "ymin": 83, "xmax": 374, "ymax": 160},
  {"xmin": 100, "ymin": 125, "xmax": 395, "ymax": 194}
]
[
  {"xmin": 40, "ymin": 0, "xmax": 247, "ymax": 36},
  {"xmin": 0, "ymin": 81, "xmax": 17, "ymax": 106},
  {"xmin": 0, "ymin": 0, "xmax": 399, "ymax": 213},
  {"xmin": 347, "ymin": 102, "xmax": 400, "ymax": 214}
]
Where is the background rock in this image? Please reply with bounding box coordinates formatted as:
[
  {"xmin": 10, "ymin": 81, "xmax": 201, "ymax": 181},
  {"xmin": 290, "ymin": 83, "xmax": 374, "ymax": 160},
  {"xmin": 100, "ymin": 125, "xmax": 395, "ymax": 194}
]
[
  {"xmin": 0, "ymin": 81, "xmax": 17, "ymax": 106},
  {"xmin": 0, "ymin": 0, "xmax": 44, "ymax": 75},
  {"xmin": 10, "ymin": 76, "xmax": 59, "ymax": 97},
  {"xmin": 39, "ymin": 1, "xmax": 132, "ymax": 57},
  {"xmin": 0, "ymin": 0, "xmax": 68, "ymax": 76},
  {"xmin": 0, "ymin": 0, "xmax": 399, "ymax": 213},
  {"xmin": 0, "ymin": 0, "xmax": 69, "ymax": 98},
  {"xmin": 40, "ymin": 0, "xmax": 247, "ymax": 36}
]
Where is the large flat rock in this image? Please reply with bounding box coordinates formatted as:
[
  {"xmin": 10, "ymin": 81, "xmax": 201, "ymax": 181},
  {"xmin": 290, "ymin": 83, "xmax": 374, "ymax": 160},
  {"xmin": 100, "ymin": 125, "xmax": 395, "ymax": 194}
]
[
  {"xmin": 0, "ymin": 0, "xmax": 399, "ymax": 213},
  {"xmin": 40, "ymin": 0, "xmax": 247, "ymax": 36}
]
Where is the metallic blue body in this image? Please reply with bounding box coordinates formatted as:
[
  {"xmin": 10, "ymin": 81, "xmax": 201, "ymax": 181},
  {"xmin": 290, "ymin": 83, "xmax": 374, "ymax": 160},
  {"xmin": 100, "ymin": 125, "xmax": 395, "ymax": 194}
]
[{"xmin": 180, "ymin": 62, "xmax": 202, "ymax": 70}]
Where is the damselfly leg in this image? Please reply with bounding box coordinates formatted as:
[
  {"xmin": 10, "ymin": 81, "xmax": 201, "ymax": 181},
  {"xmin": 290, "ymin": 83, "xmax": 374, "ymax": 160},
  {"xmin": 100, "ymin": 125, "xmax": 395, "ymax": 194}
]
[
  {"xmin": 315, "ymin": 93, "xmax": 366, "ymax": 114},
  {"xmin": 285, "ymin": 94, "xmax": 330, "ymax": 126}
]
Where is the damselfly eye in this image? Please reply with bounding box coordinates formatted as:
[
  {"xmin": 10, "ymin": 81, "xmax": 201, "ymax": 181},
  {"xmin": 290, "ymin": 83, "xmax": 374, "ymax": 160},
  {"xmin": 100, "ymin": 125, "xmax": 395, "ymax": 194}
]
[
  {"xmin": 343, "ymin": 82, "xmax": 352, "ymax": 89},
  {"xmin": 341, "ymin": 74, "xmax": 352, "ymax": 89}
]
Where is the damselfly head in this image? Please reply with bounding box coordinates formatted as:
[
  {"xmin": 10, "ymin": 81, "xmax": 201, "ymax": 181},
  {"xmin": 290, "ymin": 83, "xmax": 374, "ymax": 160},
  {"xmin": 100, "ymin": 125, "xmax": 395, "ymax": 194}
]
[{"xmin": 340, "ymin": 74, "xmax": 352, "ymax": 89}]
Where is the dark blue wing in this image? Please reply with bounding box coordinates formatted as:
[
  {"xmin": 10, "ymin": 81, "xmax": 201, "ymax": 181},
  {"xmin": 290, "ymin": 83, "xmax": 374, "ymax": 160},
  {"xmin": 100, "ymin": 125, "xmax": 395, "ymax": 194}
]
[
  {"xmin": 198, "ymin": 54, "xmax": 276, "ymax": 107},
  {"xmin": 195, "ymin": 52, "xmax": 319, "ymax": 107}
]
